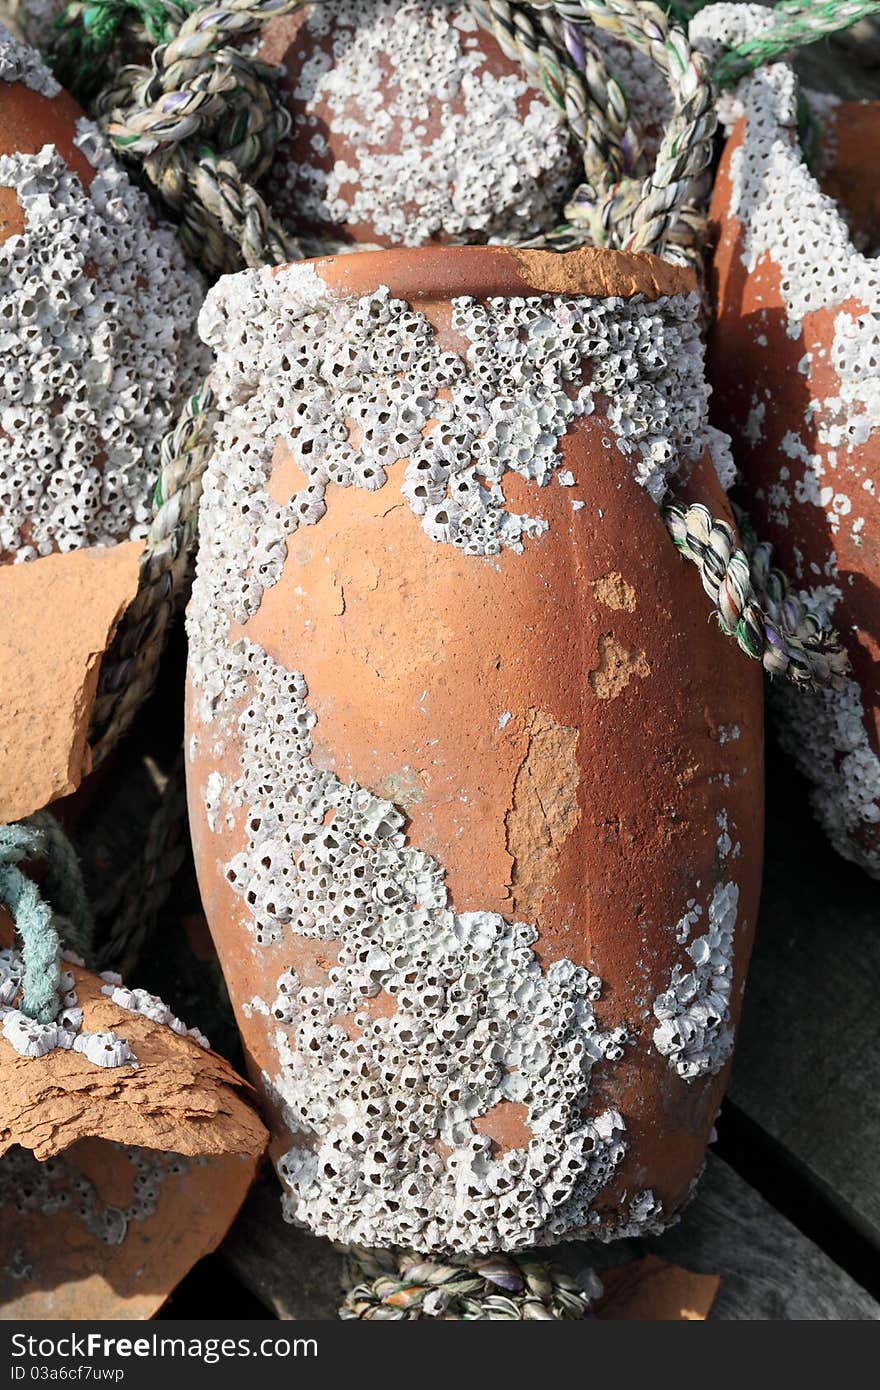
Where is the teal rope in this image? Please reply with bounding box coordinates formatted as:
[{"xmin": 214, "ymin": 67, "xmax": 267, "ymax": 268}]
[
  {"xmin": 0, "ymin": 816, "xmax": 94, "ymax": 1024},
  {"xmin": 713, "ymin": 1, "xmax": 880, "ymax": 87},
  {"xmin": 0, "ymin": 823, "xmax": 60, "ymax": 1023}
]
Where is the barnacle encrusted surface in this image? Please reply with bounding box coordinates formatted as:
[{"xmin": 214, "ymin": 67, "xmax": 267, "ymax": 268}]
[
  {"xmin": 0, "ymin": 23, "xmax": 60, "ymax": 98},
  {"xmin": 652, "ymin": 813, "xmax": 742, "ymax": 1081},
  {"xmin": 186, "ymin": 259, "xmax": 726, "ymax": 1251},
  {"xmin": 0, "ymin": 949, "xmax": 135, "ymax": 1068},
  {"xmin": 698, "ymin": 4, "xmax": 880, "ymax": 875},
  {"xmin": 0, "ymin": 1143, "xmax": 188, "ymax": 1248},
  {"xmin": 0, "ymin": 948, "xmax": 208, "ymax": 1067},
  {"xmin": 0, "ymin": 36, "xmax": 206, "ymax": 560},
  {"xmin": 268, "ymin": 0, "xmax": 576, "ymax": 246}
]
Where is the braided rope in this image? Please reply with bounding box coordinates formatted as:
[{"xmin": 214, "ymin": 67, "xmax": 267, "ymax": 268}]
[
  {"xmin": 88, "ymin": 385, "xmax": 215, "ymax": 763},
  {"xmin": 49, "ymin": 0, "xmax": 197, "ymax": 98},
  {"xmin": 535, "ymin": 2, "xmax": 717, "ymax": 256},
  {"xmin": 469, "ymin": 0, "xmax": 641, "ymax": 201},
  {"xmin": 713, "ymin": 1, "xmax": 880, "ymax": 87},
  {"xmin": 93, "ymin": 0, "xmax": 310, "ymax": 276},
  {"xmin": 663, "ymin": 501, "xmax": 849, "ymax": 691},
  {"xmin": 340, "ymin": 1247, "xmax": 599, "ymax": 1320},
  {"xmin": 0, "ymin": 815, "xmax": 93, "ymax": 1023}
]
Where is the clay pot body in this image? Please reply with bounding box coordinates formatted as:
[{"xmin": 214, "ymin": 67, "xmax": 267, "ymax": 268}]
[
  {"xmin": 0, "ymin": 28, "xmax": 205, "ymax": 817},
  {"xmin": 708, "ymin": 68, "xmax": 880, "ymax": 875},
  {"xmin": 260, "ymin": 0, "xmax": 576, "ymax": 248},
  {"xmin": 186, "ymin": 245, "xmax": 764, "ymax": 1254}
]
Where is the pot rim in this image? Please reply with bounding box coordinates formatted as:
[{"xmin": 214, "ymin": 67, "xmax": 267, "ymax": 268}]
[{"xmin": 273, "ymin": 244, "xmax": 695, "ymax": 304}]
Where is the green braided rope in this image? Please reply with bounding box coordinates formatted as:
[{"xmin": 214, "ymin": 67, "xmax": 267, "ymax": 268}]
[
  {"xmin": 663, "ymin": 500, "xmax": 849, "ymax": 691},
  {"xmin": 88, "ymin": 385, "xmax": 215, "ymax": 762},
  {"xmin": 49, "ymin": 0, "xmax": 198, "ymax": 99},
  {"xmin": 340, "ymin": 1247, "xmax": 599, "ymax": 1320},
  {"xmin": 90, "ymin": 0, "xmax": 310, "ymax": 277},
  {"xmin": 713, "ymin": 1, "xmax": 880, "ymax": 87},
  {"xmin": 0, "ymin": 815, "xmax": 93, "ymax": 1023},
  {"xmin": 469, "ymin": 1, "xmax": 642, "ymax": 200}
]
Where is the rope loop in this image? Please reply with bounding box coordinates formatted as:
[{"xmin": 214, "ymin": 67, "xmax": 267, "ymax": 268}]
[
  {"xmin": 663, "ymin": 501, "xmax": 850, "ymax": 691},
  {"xmin": 91, "ymin": 0, "xmax": 311, "ymax": 276},
  {"xmin": 470, "ymin": 1, "xmax": 716, "ymax": 260}
]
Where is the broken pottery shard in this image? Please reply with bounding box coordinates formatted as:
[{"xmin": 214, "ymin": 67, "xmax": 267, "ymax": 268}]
[
  {"xmin": 597, "ymin": 1255, "xmax": 720, "ymax": 1321},
  {"xmin": 0, "ymin": 907, "xmax": 266, "ymax": 1318},
  {"xmin": 0, "ymin": 1137, "xmax": 261, "ymax": 1320},
  {"xmin": 0, "ymin": 541, "xmax": 142, "ymax": 822},
  {"xmin": 0, "ymin": 940, "xmax": 267, "ymax": 1163}
]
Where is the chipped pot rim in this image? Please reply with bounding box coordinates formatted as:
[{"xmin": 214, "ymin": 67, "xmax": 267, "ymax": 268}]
[{"xmin": 270, "ymin": 245, "xmax": 696, "ymax": 304}]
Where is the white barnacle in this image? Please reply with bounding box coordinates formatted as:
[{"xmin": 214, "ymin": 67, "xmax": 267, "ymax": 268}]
[
  {"xmin": 72, "ymin": 1030, "xmax": 135, "ymax": 1068},
  {"xmin": 653, "ymin": 880, "xmax": 740, "ymax": 1080},
  {"xmin": 2, "ymin": 1009, "xmax": 58, "ymax": 1057}
]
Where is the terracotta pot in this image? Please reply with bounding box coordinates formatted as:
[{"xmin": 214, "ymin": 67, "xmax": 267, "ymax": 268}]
[
  {"xmin": 0, "ymin": 27, "xmax": 205, "ymax": 819},
  {"xmin": 260, "ymin": 0, "xmax": 577, "ymax": 248},
  {"xmin": 186, "ymin": 244, "xmax": 764, "ymax": 1254},
  {"xmin": 707, "ymin": 58, "xmax": 880, "ymax": 875}
]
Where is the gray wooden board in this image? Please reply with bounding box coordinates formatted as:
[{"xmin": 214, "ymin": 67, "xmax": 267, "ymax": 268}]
[
  {"xmin": 729, "ymin": 749, "xmax": 880, "ymax": 1250},
  {"xmin": 637, "ymin": 1154, "xmax": 878, "ymax": 1320},
  {"xmin": 220, "ymin": 1167, "xmax": 344, "ymax": 1322},
  {"xmin": 219, "ymin": 1153, "xmax": 879, "ymax": 1321}
]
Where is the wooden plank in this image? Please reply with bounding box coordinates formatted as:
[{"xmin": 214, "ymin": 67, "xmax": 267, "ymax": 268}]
[
  {"xmin": 638, "ymin": 1156, "xmax": 879, "ymax": 1321},
  {"xmin": 729, "ymin": 746, "xmax": 880, "ymax": 1249},
  {"xmin": 220, "ymin": 1154, "xmax": 878, "ymax": 1320},
  {"xmin": 219, "ymin": 1167, "xmax": 344, "ymax": 1321}
]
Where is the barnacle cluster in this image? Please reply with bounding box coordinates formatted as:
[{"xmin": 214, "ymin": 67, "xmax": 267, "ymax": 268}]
[
  {"xmin": 0, "ymin": 948, "xmax": 135, "ymax": 1067},
  {"xmin": 0, "ymin": 23, "xmax": 60, "ymax": 97},
  {"xmin": 652, "ymin": 811, "xmax": 742, "ymax": 1081},
  {"xmin": 99, "ymin": 973, "xmax": 211, "ymax": 1049},
  {"xmin": 0, "ymin": 30, "xmax": 206, "ymax": 560},
  {"xmin": 271, "ymin": 0, "xmax": 577, "ymax": 246},
  {"xmin": 0, "ymin": 948, "xmax": 209, "ymax": 1067}
]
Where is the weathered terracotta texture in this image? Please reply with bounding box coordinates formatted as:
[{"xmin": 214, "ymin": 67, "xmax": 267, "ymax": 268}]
[
  {"xmin": 597, "ymin": 1255, "xmax": 719, "ymax": 1321},
  {"xmin": 0, "ymin": 926, "xmax": 266, "ymax": 1161},
  {"xmin": 186, "ymin": 245, "xmax": 763, "ymax": 1254},
  {"xmin": 0, "ymin": 1139, "xmax": 260, "ymax": 1319},
  {"xmin": 0, "ymin": 540, "xmax": 142, "ymax": 821},
  {"xmin": 817, "ymin": 102, "xmax": 880, "ymax": 253},
  {"xmin": 261, "ymin": 0, "xmax": 576, "ymax": 247},
  {"xmin": 708, "ymin": 77, "xmax": 880, "ymax": 875},
  {"xmin": 0, "ymin": 79, "xmax": 92, "ymax": 240}
]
